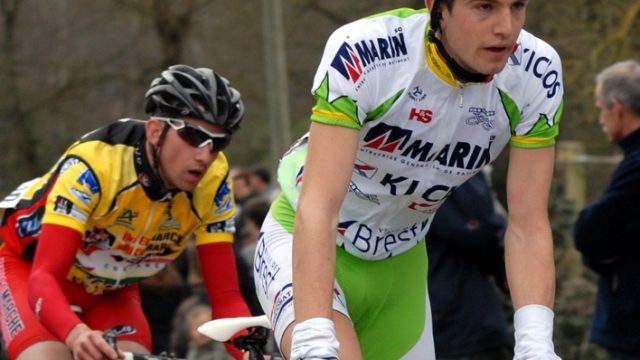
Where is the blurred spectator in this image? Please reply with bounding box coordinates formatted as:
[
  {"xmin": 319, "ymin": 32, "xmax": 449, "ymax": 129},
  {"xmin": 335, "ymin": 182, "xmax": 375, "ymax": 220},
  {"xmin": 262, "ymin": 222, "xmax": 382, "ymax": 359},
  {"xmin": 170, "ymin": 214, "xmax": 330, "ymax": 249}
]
[
  {"xmin": 183, "ymin": 238, "xmax": 207, "ymax": 298},
  {"xmin": 230, "ymin": 166, "xmax": 258, "ymax": 245},
  {"xmin": 185, "ymin": 303, "xmax": 233, "ymax": 360},
  {"xmin": 170, "ymin": 295, "xmax": 231, "ymax": 360},
  {"xmin": 230, "ymin": 167, "xmax": 255, "ymax": 207},
  {"xmin": 235, "ymin": 197, "xmax": 271, "ymax": 316},
  {"xmin": 427, "ymin": 170, "xmax": 513, "ymax": 360},
  {"xmin": 238, "ymin": 198, "xmax": 271, "ymax": 267},
  {"xmin": 140, "ymin": 259, "xmax": 190, "ymax": 354},
  {"xmin": 573, "ymin": 59, "xmax": 640, "ymax": 359},
  {"xmin": 249, "ymin": 164, "xmax": 278, "ymax": 201}
]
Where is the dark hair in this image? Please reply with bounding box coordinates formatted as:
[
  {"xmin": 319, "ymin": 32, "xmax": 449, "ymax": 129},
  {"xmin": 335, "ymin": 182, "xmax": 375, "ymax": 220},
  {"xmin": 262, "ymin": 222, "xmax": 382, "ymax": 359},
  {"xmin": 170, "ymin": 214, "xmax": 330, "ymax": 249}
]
[
  {"xmin": 243, "ymin": 198, "xmax": 271, "ymax": 228},
  {"xmin": 430, "ymin": 0, "xmax": 455, "ymax": 32},
  {"xmin": 251, "ymin": 165, "xmax": 272, "ymax": 185},
  {"xmin": 231, "ymin": 168, "xmax": 251, "ymax": 185}
]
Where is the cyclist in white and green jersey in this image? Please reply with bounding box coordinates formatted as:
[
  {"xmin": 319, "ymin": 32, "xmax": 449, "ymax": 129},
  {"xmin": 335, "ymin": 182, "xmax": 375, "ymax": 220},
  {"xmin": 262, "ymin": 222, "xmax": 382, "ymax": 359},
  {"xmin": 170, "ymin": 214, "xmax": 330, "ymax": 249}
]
[{"xmin": 254, "ymin": 1, "xmax": 563, "ymax": 359}]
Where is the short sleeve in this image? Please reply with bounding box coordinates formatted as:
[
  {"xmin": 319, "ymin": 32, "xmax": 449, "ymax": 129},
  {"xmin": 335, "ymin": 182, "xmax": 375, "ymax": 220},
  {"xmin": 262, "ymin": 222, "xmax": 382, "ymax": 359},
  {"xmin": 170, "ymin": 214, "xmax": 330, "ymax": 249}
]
[
  {"xmin": 193, "ymin": 176, "xmax": 236, "ymax": 246},
  {"xmin": 506, "ymin": 38, "xmax": 564, "ymax": 149},
  {"xmin": 42, "ymin": 156, "xmax": 101, "ymax": 233}
]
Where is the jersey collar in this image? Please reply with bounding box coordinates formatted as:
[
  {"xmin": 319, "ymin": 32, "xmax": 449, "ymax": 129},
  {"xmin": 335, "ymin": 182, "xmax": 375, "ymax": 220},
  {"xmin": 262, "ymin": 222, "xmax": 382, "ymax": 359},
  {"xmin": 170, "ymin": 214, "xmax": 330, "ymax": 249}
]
[{"xmin": 424, "ymin": 25, "xmax": 495, "ymax": 87}]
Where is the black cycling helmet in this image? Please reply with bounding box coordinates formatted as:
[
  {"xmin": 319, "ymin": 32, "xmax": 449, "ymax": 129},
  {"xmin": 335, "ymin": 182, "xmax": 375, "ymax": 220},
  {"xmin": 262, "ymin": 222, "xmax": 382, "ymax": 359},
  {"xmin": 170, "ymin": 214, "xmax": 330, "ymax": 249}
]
[{"xmin": 144, "ymin": 65, "xmax": 244, "ymax": 133}]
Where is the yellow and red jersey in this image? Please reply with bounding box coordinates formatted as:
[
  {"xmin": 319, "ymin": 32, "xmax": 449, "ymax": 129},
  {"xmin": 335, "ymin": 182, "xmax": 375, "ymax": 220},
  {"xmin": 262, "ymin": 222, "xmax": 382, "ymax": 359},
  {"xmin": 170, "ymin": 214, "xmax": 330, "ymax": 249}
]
[{"xmin": 0, "ymin": 119, "xmax": 236, "ymax": 295}]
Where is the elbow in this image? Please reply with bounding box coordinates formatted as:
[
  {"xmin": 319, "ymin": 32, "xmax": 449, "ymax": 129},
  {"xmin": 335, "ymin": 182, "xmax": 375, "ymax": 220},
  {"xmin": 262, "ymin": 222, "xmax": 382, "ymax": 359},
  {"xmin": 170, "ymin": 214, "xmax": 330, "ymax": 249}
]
[
  {"xmin": 572, "ymin": 214, "xmax": 601, "ymax": 258},
  {"xmin": 573, "ymin": 225, "xmax": 616, "ymax": 262},
  {"xmin": 573, "ymin": 230, "xmax": 593, "ymax": 258},
  {"xmin": 27, "ymin": 268, "xmax": 47, "ymax": 311},
  {"xmin": 506, "ymin": 215, "xmax": 551, "ymax": 242},
  {"xmin": 27, "ymin": 265, "xmax": 63, "ymax": 312}
]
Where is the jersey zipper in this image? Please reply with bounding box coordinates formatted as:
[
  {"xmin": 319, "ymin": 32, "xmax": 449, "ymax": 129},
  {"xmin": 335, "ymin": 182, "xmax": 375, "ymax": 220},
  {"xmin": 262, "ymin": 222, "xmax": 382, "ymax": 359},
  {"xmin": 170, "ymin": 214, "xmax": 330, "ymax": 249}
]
[{"xmin": 458, "ymin": 85, "xmax": 465, "ymax": 108}]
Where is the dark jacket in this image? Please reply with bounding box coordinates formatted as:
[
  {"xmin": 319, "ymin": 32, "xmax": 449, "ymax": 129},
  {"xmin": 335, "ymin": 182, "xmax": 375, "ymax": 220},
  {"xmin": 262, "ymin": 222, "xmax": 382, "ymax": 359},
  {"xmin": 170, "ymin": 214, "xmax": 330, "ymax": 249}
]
[
  {"xmin": 427, "ymin": 171, "xmax": 512, "ymax": 357},
  {"xmin": 574, "ymin": 128, "xmax": 640, "ymax": 355}
]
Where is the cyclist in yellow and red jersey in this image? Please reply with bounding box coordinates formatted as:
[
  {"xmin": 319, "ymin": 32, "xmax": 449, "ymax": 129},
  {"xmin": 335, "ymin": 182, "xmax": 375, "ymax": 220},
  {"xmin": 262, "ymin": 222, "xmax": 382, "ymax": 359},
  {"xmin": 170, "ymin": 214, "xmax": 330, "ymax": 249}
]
[{"xmin": 0, "ymin": 65, "xmax": 252, "ymax": 360}]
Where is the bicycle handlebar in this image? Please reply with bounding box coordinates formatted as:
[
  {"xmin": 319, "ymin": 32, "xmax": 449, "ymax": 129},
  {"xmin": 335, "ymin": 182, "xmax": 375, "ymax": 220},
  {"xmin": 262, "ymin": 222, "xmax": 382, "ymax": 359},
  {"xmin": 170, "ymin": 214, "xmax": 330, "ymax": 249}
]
[
  {"xmin": 197, "ymin": 315, "xmax": 271, "ymax": 341},
  {"xmin": 121, "ymin": 352, "xmax": 182, "ymax": 360},
  {"xmin": 103, "ymin": 326, "xmax": 184, "ymax": 360}
]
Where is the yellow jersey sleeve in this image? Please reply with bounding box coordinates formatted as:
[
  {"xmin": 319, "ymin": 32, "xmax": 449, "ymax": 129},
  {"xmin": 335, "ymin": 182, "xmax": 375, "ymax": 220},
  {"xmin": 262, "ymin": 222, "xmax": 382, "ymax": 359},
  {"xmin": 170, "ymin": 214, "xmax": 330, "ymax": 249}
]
[
  {"xmin": 193, "ymin": 157, "xmax": 237, "ymax": 246},
  {"xmin": 42, "ymin": 157, "xmax": 101, "ymax": 234}
]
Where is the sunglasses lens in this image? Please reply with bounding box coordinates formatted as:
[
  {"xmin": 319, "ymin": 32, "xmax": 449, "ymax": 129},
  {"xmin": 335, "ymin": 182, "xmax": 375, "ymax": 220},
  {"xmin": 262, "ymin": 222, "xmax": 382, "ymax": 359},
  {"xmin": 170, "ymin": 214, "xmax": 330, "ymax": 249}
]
[
  {"xmin": 176, "ymin": 126, "xmax": 207, "ymax": 148},
  {"xmin": 211, "ymin": 137, "xmax": 231, "ymax": 152},
  {"xmin": 176, "ymin": 126, "xmax": 230, "ymax": 153}
]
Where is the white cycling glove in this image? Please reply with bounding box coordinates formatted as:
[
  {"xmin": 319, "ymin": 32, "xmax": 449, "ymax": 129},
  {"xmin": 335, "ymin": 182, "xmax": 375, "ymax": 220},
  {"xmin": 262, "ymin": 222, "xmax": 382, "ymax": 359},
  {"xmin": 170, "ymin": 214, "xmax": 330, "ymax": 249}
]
[
  {"xmin": 290, "ymin": 317, "xmax": 340, "ymax": 360},
  {"xmin": 514, "ymin": 304, "xmax": 562, "ymax": 360}
]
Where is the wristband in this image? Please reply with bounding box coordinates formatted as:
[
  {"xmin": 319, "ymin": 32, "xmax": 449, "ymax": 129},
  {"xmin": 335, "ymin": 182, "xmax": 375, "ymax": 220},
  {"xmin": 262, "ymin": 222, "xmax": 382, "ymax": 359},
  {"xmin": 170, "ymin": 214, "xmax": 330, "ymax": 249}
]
[
  {"xmin": 514, "ymin": 304, "xmax": 561, "ymax": 359},
  {"xmin": 290, "ymin": 317, "xmax": 340, "ymax": 360}
]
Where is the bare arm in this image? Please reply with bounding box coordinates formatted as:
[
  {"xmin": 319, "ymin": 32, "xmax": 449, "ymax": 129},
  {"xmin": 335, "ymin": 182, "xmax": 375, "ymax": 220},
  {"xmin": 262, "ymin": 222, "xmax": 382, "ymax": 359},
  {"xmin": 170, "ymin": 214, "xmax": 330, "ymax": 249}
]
[
  {"xmin": 292, "ymin": 121, "xmax": 359, "ymax": 322},
  {"xmin": 504, "ymin": 146, "xmax": 556, "ymax": 309}
]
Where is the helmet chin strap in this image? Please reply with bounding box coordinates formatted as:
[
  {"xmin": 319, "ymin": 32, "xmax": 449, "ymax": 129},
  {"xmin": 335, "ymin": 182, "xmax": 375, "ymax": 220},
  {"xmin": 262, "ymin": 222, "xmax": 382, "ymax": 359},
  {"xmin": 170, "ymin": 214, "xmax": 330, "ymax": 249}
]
[
  {"xmin": 427, "ymin": 28, "xmax": 492, "ymax": 83},
  {"xmin": 148, "ymin": 123, "xmax": 173, "ymax": 195}
]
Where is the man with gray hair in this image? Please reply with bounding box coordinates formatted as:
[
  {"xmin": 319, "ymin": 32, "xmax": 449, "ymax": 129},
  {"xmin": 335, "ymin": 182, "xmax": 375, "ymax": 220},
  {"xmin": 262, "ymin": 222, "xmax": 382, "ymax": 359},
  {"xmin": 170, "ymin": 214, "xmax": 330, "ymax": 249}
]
[{"xmin": 574, "ymin": 59, "xmax": 640, "ymax": 360}]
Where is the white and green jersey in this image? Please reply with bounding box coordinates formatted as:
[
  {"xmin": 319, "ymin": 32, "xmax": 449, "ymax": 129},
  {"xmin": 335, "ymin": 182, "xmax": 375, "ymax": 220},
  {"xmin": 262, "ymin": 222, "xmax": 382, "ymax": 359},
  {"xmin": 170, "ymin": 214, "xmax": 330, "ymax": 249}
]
[{"xmin": 276, "ymin": 8, "xmax": 563, "ymax": 261}]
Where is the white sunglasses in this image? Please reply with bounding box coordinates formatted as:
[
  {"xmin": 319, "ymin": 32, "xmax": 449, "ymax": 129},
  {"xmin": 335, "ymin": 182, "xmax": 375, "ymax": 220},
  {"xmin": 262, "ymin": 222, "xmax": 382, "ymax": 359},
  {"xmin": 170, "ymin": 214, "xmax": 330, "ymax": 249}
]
[{"xmin": 155, "ymin": 117, "xmax": 231, "ymax": 153}]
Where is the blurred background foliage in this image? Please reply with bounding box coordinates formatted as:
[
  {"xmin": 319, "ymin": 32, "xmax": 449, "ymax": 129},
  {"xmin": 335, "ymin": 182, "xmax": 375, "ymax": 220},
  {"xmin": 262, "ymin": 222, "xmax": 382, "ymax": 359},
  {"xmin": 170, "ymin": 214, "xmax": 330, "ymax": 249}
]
[{"xmin": 1, "ymin": 1, "xmax": 639, "ymax": 358}]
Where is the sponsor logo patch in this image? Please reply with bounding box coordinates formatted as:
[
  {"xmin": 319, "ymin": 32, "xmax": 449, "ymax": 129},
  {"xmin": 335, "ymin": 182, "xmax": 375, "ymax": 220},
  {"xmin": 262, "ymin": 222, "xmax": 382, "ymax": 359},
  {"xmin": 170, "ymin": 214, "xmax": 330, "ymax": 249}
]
[
  {"xmin": 353, "ymin": 158, "xmax": 378, "ymax": 179},
  {"xmin": 408, "ymin": 108, "xmax": 433, "ymax": 124},
  {"xmin": 214, "ymin": 182, "xmax": 233, "ymax": 215},
  {"xmin": 271, "ymin": 284, "xmax": 293, "ymax": 333},
  {"xmin": 16, "ymin": 207, "xmax": 44, "ymax": 238},
  {"xmin": 466, "ymin": 107, "xmax": 496, "ymax": 130},
  {"xmin": 330, "ymin": 30, "xmax": 409, "ymax": 84},
  {"xmin": 407, "ymin": 86, "xmax": 427, "ymax": 101},
  {"xmin": 59, "ymin": 157, "xmax": 81, "ymax": 174},
  {"xmin": 69, "ymin": 188, "xmax": 92, "ymax": 205},
  {"xmin": 76, "ymin": 170, "xmax": 99, "ymax": 194},
  {"xmin": 206, "ymin": 218, "xmax": 236, "ymax": 234}
]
